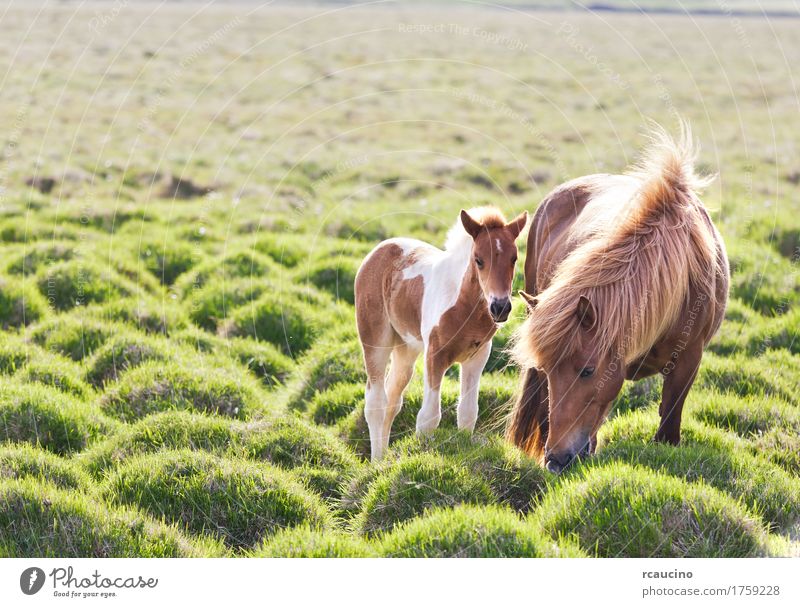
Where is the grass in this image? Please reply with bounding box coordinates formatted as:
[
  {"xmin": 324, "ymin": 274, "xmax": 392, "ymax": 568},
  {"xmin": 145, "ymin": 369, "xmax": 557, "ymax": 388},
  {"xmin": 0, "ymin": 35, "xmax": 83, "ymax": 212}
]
[
  {"xmin": 0, "ymin": 1, "xmax": 797, "ymax": 557},
  {"xmin": 99, "ymin": 359, "xmax": 266, "ymax": 421},
  {"xmin": 351, "ymin": 454, "xmax": 496, "ymax": 536},
  {"xmin": 78, "ymin": 411, "xmax": 361, "ymax": 493},
  {"xmin": 533, "ymin": 464, "xmax": 775, "ymax": 557},
  {"xmin": 100, "ymin": 450, "xmax": 333, "ymax": 550},
  {"xmin": 0, "ymin": 380, "xmax": 116, "ymax": 455},
  {"xmin": 252, "ymin": 526, "xmax": 377, "ymax": 557},
  {"xmin": 379, "ymin": 505, "xmax": 585, "ymax": 557},
  {"xmin": 0, "ymin": 478, "xmax": 220, "ymax": 557},
  {"xmin": 0, "ymin": 444, "xmax": 92, "ymax": 491}
]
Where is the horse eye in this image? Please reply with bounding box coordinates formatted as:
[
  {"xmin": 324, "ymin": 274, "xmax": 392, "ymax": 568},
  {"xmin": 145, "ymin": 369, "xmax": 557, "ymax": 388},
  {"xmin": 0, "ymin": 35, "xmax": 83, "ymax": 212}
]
[
  {"xmin": 580, "ymin": 367, "xmax": 595, "ymax": 378},
  {"xmin": 511, "ymin": 256, "xmax": 518, "ymax": 265},
  {"xmin": 475, "ymin": 257, "xmax": 484, "ymax": 269}
]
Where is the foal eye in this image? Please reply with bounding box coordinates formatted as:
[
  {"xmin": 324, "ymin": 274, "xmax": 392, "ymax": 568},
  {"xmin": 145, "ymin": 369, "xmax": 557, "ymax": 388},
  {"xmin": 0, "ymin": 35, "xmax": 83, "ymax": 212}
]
[
  {"xmin": 475, "ymin": 257, "xmax": 484, "ymax": 269},
  {"xmin": 579, "ymin": 367, "xmax": 595, "ymax": 378}
]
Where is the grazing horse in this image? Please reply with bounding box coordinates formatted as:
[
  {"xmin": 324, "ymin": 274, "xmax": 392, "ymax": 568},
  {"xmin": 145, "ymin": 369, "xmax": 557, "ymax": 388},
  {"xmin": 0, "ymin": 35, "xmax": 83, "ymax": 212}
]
[
  {"xmin": 356, "ymin": 207, "xmax": 528, "ymax": 461},
  {"xmin": 507, "ymin": 126, "xmax": 729, "ymax": 473}
]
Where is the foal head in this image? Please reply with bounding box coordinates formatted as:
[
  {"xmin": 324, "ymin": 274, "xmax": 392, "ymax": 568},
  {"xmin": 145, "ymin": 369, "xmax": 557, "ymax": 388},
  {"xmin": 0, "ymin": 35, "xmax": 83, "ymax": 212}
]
[{"xmin": 460, "ymin": 208, "xmax": 528, "ymax": 323}]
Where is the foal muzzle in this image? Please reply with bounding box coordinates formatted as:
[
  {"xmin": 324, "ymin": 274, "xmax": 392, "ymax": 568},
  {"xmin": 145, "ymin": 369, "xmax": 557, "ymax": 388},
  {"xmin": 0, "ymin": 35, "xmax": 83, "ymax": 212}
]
[{"xmin": 489, "ymin": 297, "xmax": 512, "ymax": 322}]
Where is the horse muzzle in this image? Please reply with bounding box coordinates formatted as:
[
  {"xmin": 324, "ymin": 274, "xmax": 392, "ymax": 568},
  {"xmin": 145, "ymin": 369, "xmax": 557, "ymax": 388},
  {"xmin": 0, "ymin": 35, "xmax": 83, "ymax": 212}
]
[
  {"xmin": 489, "ymin": 297, "xmax": 512, "ymax": 322},
  {"xmin": 544, "ymin": 440, "xmax": 592, "ymax": 474}
]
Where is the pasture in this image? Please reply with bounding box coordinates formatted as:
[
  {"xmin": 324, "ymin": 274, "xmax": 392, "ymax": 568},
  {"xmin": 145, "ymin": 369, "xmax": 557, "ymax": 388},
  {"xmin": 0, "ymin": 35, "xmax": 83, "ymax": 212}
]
[{"xmin": 0, "ymin": 1, "xmax": 798, "ymax": 557}]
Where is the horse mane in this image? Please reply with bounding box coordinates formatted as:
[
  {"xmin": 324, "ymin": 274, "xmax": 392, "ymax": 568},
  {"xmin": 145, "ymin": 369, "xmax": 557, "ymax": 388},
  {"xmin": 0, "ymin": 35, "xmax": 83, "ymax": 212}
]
[
  {"xmin": 513, "ymin": 123, "xmax": 721, "ymax": 369},
  {"xmin": 444, "ymin": 206, "xmax": 507, "ymax": 252}
]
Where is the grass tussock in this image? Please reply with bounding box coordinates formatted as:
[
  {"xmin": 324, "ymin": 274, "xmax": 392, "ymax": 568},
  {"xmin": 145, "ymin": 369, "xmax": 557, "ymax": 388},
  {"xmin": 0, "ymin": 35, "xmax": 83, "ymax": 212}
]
[{"xmin": 100, "ymin": 450, "xmax": 332, "ymax": 550}]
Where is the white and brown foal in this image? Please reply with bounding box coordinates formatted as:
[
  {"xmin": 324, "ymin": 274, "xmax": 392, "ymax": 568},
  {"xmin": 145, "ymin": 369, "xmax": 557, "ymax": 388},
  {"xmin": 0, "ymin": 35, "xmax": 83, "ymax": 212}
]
[{"xmin": 355, "ymin": 207, "xmax": 527, "ymax": 461}]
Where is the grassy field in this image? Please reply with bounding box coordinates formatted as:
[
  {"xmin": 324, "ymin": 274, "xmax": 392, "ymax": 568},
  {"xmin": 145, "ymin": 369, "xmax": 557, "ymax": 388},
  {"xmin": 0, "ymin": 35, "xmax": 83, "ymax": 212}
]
[{"xmin": 0, "ymin": 1, "xmax": 798, "ymax": 557}]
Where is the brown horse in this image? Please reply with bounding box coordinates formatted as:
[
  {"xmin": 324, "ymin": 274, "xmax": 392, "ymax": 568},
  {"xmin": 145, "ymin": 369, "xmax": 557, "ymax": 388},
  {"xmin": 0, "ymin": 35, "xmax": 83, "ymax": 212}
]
[
  {"xmin": 356, "ymin": 207, "xmax": 527, "ymax": 461},
  {"xmin": 507, "ymin": 126, "xmax": 729, "ymax": 473}
]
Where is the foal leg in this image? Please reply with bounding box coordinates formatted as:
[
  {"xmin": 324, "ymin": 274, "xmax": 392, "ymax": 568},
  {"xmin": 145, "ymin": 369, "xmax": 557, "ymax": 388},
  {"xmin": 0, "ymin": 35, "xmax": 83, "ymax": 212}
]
[
  {"xmin": 655, "ymin": 345, "xmax": 703, "ymax": 445},
  {"xmin": 361, "ymin": 332, "xmax": 395, "ymax": 462},
  {"xmin": 416, "ymin": 349, "xmax": 449, "ymax": 436},
  {"xmin": 382, "ymin": 344, "xmax": 418, "ymax": 451},
  {"xmin": 457, "ymin": 342, "xmax": 491, "ymax": 432}
]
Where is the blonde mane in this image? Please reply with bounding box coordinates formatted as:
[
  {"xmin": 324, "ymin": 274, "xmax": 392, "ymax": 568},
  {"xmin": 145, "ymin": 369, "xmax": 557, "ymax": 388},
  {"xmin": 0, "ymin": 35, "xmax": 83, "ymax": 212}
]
[
  {"xmin": 444, "ymin": 206, "xmax": 508, "ymax": 252},
  {"xmin": 513, "ymin": 124, "xmax": 721, "ymax": 369}
]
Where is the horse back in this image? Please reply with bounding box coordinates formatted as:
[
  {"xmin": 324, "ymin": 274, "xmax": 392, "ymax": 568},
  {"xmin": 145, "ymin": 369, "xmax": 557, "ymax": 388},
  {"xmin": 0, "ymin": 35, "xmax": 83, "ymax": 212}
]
[
  {"xmin": 355, "ymin": 238, "xmax": 433, "ymax": 346},
  {"xmin": 525, "ymin": 175, "xmax": 606, "ymax": 295}
]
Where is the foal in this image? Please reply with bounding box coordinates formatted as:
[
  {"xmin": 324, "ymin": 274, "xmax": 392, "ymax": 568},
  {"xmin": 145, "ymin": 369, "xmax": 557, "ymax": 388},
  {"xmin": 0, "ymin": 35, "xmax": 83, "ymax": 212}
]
[{"xmin": 355, "ymin": 207, "xmax": 527, "ymax": 461}]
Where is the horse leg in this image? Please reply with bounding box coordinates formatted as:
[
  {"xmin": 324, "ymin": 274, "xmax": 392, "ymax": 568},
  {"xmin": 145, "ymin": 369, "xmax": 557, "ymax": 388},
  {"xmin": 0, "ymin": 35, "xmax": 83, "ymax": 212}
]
[
  {"xmin": 382, "ymin": 343, "xmax": 418, "ymax": 451},
  {"xmin": 457, "ymin": 342, "xmax": 491, "ymax": 432},
  {"xmin": 506, "ymin": 367, "xmax": 549, "ymax": 462},
  {"xmin": 361, "ymin": 328, "xmax": 395, "ymax": 462},
  {"xmin": 655, "ymin": 345, "xmax": 702, "ymax": 445},
  {"xmin": 416, "ymin": 349, "xmax": 449, "ymax": 435}
]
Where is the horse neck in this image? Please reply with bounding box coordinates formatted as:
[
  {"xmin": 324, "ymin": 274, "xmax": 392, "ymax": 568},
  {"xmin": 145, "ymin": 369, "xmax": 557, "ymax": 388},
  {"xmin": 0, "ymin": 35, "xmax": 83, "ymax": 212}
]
[{"xmin": 455, "ymin": 254, "xmax": 485, "ymax": 307}]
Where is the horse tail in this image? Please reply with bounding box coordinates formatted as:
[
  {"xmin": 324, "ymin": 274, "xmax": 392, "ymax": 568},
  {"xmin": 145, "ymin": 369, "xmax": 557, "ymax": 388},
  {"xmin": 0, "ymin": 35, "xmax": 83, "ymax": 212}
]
[{"xmin": 505, "ymin": 367, "xmax": 549, "ymax": 462}]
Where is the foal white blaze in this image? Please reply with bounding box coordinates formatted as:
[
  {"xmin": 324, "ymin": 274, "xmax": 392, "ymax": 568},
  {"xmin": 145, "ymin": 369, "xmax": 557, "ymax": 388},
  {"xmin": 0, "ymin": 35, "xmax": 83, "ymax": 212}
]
[{"xmin": 355, "ymin": 207, "xmax": 527, "ymax": 461}]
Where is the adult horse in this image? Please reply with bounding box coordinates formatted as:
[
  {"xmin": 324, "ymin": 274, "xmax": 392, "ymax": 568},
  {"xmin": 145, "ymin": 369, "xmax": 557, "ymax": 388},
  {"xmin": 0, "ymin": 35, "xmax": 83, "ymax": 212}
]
[
  {"xmin": 356, "ymin": 207, "xmax": 527, "ymax": 461},
  {"xmin": 507, "ymin": 126, "xmax": 729, "ymax": 473}
]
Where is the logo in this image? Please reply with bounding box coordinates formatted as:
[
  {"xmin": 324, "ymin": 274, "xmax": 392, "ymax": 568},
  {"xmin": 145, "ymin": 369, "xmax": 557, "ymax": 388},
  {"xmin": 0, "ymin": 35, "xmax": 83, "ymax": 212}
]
[{"xmin": 20, "ymin": 567, "xmax": 46, "ymax": 595}]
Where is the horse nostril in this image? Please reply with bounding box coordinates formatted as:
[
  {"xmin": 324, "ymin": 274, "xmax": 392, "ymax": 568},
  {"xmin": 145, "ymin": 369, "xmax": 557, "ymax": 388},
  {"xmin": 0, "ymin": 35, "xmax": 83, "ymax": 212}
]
[
  {"xmin": 490, "ymin": 298, "xmax": 511, "ymax": 321},
  {"xmin": 545, "ymin": 451, "xmax": 574, "ymax": 474}
]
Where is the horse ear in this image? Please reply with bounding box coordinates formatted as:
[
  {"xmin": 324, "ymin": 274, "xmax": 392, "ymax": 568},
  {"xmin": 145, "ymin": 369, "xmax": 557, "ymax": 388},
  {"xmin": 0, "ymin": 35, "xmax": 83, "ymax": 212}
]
[
  {"xmin": 576, "ymin": 295, "xmax": 597, "ymax": 330},
  {"xmin": 506, "ymin": 211, "xmax": 528, "ymax": 239},
  {"xmin": 520, "ymin": 290, "xmax": 538, "ymax": 310},
  {"xmin": 460, "ymin": 209, "xmax": 482, "ymax": 239}
]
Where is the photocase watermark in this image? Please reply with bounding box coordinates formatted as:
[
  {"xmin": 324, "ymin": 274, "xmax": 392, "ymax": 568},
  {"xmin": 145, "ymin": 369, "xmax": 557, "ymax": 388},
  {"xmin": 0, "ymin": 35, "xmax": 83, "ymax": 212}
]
[
  {"xmin": 556, "ymin": 21, "xmax": 630, "ymax": 90},
  {"xmin": 0, "ymin": 99, "xmax": 30, "ymax": 209},
  {"xmin": 88, "ymin": 0, "xmax": 129, "ymax": 34},
  {"xmin": 716, "ymin": 0, "xmax": 752, "ymax": 49},
  {"xmin": 450, "ymin": 87, "xmax": 569, "ymax": 180},
  {"xmin": 398, "ymin": 22, "xmax": 529, "ymax": 52},
  {"xmin": 138, "ymin": 15, "xmax": 243, "ymax": 132},
  {"xmin": 20, "ymin": 567, "xmax": 46, "ymax": 595},
  {"xmin": 284, "ymin": 154, "xmax": 371, "ymax": 220},
  {"xmin": 651, "ymin": 73, "xmax": 681, "ymax": 123},
  {"xmin": 19, "ymin": 566, "xmax": 158, "ymax": 599}
]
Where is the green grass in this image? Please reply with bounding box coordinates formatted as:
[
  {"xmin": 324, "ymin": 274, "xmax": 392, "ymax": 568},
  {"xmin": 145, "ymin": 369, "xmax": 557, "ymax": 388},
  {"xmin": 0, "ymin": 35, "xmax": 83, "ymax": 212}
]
[
  {"xmin": 16, "ymin": 351, "xmax": 92, "ymax": 399},
  {"xmin": 379, "ymin": 505, "xmax": 585, "ymax": 557},
  {"xmin": 252, "ymin": 525, "xmax": 377, "ymax": 557},
  {"xmin": 593, "ymin": 439, "xmax": 800, "ymax": 532},
  {"xmin": 0, "ymin": 444, "xmax": 92, "ymax": 490},
  {"xmin": 351, "ymin": 454, "xmax": 496, "ymax": 536},
  {"xmin": 100, "ymin": 450, "xmax": 333, "ymax": 550},
  {"xmin": 0, "ymin": 380, "xmax": 116, "ymax": 455},
  {"xmin": 99, "ymin": 359, "xmax": 266, "ymax": 421},
  {"xmin": 534, "ymin": 464, "xmax": 775, "ymax": 557},
  {"xmin": 79, "ymin": 411, "xmax": 360, "ymax": 485},
  {"xmin": 0, "ymin": 478, "xmax": 221, "ymax": 557},
  {"xmin": 36, "ymin": 259, "xmax": 140, "ymax": 312},
  {"xmin": 0, "ymin": 1, "xmax": 797, "ymax": 558},
  {"xmin": 0, "ymin": 275, "xmax": 48, "ymax": 329},
  {"xmin": 28, "ymin": 313, "xmax": 124, "ymax": 361}
]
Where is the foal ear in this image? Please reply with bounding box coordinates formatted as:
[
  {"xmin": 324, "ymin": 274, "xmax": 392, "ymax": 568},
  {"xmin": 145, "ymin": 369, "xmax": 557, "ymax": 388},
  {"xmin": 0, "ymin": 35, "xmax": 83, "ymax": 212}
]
[
  {"xmin": 506, "ymin": 211, "xmax": 528, "ymax": 239},
  {"xmin": 576, "ymin": 295, "xmax": 597, "ymax": 330},
  {"xmin": 460, "ymin": 209, "xmax": 483, "ymax": 240},
  {"xmin": 519, "ymin": 290, "xmax": 538, "ymax": 310}
]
